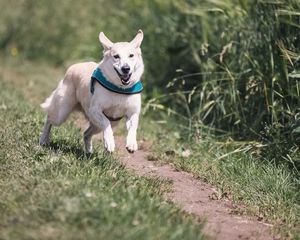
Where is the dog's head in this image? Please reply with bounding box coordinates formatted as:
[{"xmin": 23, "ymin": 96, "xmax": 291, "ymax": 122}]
[{"xmin": 99, "ymin": 30, "xmax": 144, "ymax": 87}]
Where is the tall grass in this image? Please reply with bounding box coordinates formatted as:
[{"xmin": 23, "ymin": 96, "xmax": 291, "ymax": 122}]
[{"xmin": 144, "ymin": 0, "xmax": 300, "ymax": 170}]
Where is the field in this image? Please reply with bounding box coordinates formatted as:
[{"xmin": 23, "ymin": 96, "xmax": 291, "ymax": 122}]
[
  {"xmin": 0, "ymin": 58, "xmax": 206, "ymax": 239},
  {"xmin": 1, "ymin": 0, "xmax": 300, "ymax": 239}
]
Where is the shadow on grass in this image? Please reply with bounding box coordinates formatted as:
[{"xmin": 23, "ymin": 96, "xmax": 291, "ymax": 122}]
[
  {"xmin": 46, "ymin": 139, "xmax": 113, "ymax": 166},
  {"xmin": 48, "ymin": 139, "xmax": 89, "ymax": 160}
]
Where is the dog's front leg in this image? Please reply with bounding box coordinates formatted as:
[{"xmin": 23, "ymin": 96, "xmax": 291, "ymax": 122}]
[
  {"xmin": 89, "ymin": 107, "xmax": 115, "ymax": 153},
  {"xmin": 126, "ymin": 113, "xmax": 139, "ymax": 153}
]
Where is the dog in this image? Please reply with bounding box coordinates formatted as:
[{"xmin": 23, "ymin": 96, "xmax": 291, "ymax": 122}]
[{"xmin": 39, "ymin": 30, "xmax": 144, "ymax": 153}]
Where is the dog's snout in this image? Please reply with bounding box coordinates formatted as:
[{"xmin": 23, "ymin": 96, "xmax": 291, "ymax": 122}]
[{"xmin": 121, "ymin": 65, "xmax": 130, "ymax": 74}]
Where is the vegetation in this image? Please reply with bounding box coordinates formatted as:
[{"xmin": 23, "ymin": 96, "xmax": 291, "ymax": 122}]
[
  {"xmin": 146, "ymin": 123, "xmax": 300, "ymax": 239},
  {"xmin": 1, "ymin": 0, "xmax": 300, "ymax": 239},
  {"xmin": 0, "ymin": 61, "xmax": 205, "ymax": 240},
  {"xmin": 1, "ymin": 0, "xmax": 299, "ymax": 168}
]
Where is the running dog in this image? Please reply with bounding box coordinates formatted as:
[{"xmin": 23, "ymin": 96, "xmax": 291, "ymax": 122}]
[{"xmin": 39, "ymin": 30, "xmax": 144, "ymax": 153}]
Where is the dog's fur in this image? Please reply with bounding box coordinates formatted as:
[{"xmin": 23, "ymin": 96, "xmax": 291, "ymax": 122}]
[{"xmin": 39, "ymin": 30, "xmax": 144, "ymax": 153}]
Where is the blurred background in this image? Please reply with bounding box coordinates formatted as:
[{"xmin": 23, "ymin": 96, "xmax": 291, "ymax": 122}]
[{"xmin": 0, "ymin": 0, "xmax": 299, "ymax": 169}]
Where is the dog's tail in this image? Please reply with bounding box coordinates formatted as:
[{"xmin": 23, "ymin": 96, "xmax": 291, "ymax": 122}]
[
  {"xmin": 40, "ymin": 79, "xmax": 64, "ymax": 112},
  {"xmin": 40, "ymin": 93, "xmax": 54, "ymax": 112},
  {"xmin": 40, "ymin": 92, "xmax": 54, "ymax": 112},
  {"xmin": 40, "ymin": 77, "xmax": 78, "ymax": 126}
]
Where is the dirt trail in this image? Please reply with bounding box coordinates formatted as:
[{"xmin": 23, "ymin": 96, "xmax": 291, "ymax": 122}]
[
  {"xmin": 115, "ymin": 137, "xmax": 273, "ymax": 240},
  {"xmin": 77, "ymin": 117, "xmax": 273, "ymax": 239}
]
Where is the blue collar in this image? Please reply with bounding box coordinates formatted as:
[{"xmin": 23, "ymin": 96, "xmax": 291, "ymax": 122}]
[{"xmin": 90, "ymin": 67, "xmax": 143, "ymax": 95}]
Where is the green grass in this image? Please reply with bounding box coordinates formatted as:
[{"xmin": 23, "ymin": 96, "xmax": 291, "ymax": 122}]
[
  {"xmin": 144, "ymin": 121, "xmax": 300, "ymax": 239},
  {"xmin": 0, "ymin": 59, "xmax": 206, "ymax": 240},
  {"xmin": 1, "ymin": 1, "xmax": 299, "ymax": 238}
]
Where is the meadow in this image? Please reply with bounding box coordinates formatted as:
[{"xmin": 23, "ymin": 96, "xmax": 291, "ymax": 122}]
[
  {"xmin": 0, "ymin": 58, "xmax": 206, "ymax": 240},
  {"xmin": 0, "ymin": 0, "xmax": 299, "ymax": 239}
]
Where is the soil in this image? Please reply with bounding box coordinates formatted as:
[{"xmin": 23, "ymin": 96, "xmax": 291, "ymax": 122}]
[
  {"xmin": 77, "ymin": 119, "xmax": 273, "ymax": 240},
  {"xmin": 115, "ymin": 138, "xmax": 273, "ymax": 240}
]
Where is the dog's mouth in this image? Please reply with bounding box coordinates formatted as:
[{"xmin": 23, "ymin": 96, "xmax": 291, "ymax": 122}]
[{"xmin": 114, "ymin": 67, "xmax": 132, "ymax": 86}]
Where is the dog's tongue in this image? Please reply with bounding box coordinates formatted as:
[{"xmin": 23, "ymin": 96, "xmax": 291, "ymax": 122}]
[{"xmin": 122, "ymin": 74, "xmax": 130, "ymax": 82}]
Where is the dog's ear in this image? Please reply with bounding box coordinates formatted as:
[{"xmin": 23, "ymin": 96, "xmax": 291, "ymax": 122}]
[
  {"xmin": 99, "ymin": 32, "xmax": 114, "ymax": 50},
  {"xmin": 130, "ymin": 29, "xmax": 143, "ymax": 48}
]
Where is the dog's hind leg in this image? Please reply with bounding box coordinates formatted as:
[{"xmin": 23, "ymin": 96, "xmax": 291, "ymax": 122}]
[
  {"xmin": 39, "ymin": 116, "xmax": 52, "ymax": 146},
  {"xmin": 39, "ymin": 78, "xmax": 77, "ymax": 145},
  {"xmin": 84, "ymin": 123, "xmax": 101, "ymax": 154}
]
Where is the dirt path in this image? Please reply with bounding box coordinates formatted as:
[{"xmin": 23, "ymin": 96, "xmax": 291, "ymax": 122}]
[
  {"xmin": 77, "ymin": 118, "xmax": 273, "ymax": 239},
  {"xmin": 115, "ymin": 137, "xmax": 273, "ymax": 240}
]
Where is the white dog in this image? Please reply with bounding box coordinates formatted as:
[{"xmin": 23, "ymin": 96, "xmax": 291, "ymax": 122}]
[{"xmin": 39, "ymin": 30, "xmax": 144, "ymax": 153}]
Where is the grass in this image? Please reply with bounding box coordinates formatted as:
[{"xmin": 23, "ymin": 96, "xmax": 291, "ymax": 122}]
[
  {"xmin": 1, "ymin": 56, "xmax": 299, "ymax": 239},
  {"xmin": 1, "ymin": 1, "xmax": 299, "ymax": 239},
  {"xmin": 144, "ymin": 120, "xmax": 300, "ymax": 239},
  {"xmin": 0, "ymin": 57, "xmax": 206, "ymax": 240}
]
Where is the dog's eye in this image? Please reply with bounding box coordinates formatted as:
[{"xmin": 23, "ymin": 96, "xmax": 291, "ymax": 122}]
[
  {"xmin": 113, "ymin": 54, "xmax": 120, "ymax": 59},
  {"xmin": 129, "ymin": 54, "xmax": 134, "ymax": 58}
]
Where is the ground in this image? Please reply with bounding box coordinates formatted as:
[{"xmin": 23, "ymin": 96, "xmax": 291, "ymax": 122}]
[{"xmin": 1, "ymin": 57, "xmax": 299, "ymax": 239}]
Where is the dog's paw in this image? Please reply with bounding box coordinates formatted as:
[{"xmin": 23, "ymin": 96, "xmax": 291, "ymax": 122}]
[
  {"xmin": 104, "ymin": 142, "xmax": 115, "ymax": 153},
  {"xmin": 126, "ymin": 140, "xmax": 138, "ymax": 153},
  {"xmin": 39, "ymin": 137, "xmax": 49, "ymax": 146},
  {"xmin": 84, "ymin": 137, "xmax": 93, "ymax": 154},
  {"xmin": 104, "ymin": 135, "xmax": 115, "ymax": 153},
  {"xmin": 105, "ymin": 144, "xmax": 115, "ymax": 153},
  {"xmin": 85, "ymin": 144, "xmax": 93, "ymax": 154}
]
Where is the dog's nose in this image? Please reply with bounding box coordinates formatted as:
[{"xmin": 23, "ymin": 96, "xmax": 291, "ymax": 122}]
[{"xmin": 121, "ymin": 65, "xmax": 130, "ymax": 74}]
